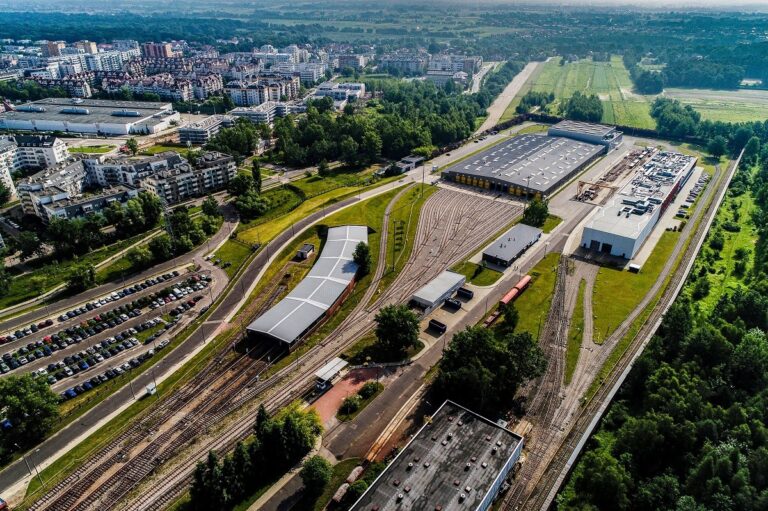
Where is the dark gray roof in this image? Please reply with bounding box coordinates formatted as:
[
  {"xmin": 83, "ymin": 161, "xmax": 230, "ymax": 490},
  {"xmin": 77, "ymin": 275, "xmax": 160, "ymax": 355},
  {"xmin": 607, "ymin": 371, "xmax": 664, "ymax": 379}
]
[
  {"xmin": 482, "ymin": 224, "xmax": 542, "ymax": 263},
  {"xmin": 442, "ymin": 134, "xmax": 603, "ymax": 194},
  {"xmin": 349, "ymin": 400, "xmax": 522, "ymax": 511},
  {"xmin": 246, "ymin": 225, "xmax": 367, "ymax": 344}
]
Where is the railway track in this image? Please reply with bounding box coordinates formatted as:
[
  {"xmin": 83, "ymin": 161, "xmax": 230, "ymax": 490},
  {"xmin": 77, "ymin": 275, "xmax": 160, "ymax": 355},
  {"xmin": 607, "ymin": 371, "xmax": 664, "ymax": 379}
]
[
  {"xmin": 113, "ymin": 188, "xmax": 522, "ymax": 510},
  {"xmin": 501, "ymin": 154, "xmax": 741, "ymax": 510}
]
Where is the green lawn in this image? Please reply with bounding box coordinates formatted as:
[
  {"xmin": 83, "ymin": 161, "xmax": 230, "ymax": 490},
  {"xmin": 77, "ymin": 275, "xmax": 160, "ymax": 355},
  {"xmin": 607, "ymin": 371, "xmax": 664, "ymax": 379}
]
[
  {"xmin": 140, "ymin": 144, "xmax": 185, "ymax": 155},
  {"xmin": 213, "ymin": 240, "xmax": 254, "ymax": 279},
  {"xmin": 68, "ymin": 145, "xmax": 114, "ymax": 154},
  {"xmin": 542, "ymin": 214, "xmax": 563, "ymax": 234},
  {"xmin": 591, "ymin": 231, "xmax": 680, "ymax": 344},
  {"xmin": 491, "ymin": 252, "xmax": 561, "ymax": 338},
  {"xmin": 664, "ymin": 88, "xmax": 768, "ymax": 123},
  {"xmin": 565, "ymin": 279, "xmax": 586, "ymax": 385},
  {"xmin": 376, "ymin": 184, "xmax": 438, "ymax": 297},
  {"xmin": 451, "ymin": 261, "xmax": 503, "ymax": 286},
  {"xmin": 290, "ymin": 164, "xmax": 383, "ymax": 197}
]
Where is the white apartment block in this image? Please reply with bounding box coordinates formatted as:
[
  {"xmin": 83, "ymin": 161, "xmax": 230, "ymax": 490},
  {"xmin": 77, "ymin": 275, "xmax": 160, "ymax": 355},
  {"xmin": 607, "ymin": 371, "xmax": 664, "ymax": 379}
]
[
  {"xmin": 0, "ymin": 135, "xmax": 68, "ymax": 199},
  {"xmin": 141, "ymin": 152, "xmax": 236, "ymax": 204}
]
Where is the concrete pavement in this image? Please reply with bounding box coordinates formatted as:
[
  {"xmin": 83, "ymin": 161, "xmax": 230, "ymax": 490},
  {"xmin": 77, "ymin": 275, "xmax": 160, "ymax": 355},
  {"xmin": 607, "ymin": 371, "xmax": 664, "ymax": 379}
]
[{"xmin": 476, "ymin": 61, "xmax": 542, "ymax": 134}]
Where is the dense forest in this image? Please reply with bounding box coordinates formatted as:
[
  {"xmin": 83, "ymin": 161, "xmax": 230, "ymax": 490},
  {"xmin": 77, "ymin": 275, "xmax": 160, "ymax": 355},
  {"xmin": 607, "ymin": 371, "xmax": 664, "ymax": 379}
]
[{"xmin": 558, "ymin": 141, "xmax": 768, "ymax": 511}]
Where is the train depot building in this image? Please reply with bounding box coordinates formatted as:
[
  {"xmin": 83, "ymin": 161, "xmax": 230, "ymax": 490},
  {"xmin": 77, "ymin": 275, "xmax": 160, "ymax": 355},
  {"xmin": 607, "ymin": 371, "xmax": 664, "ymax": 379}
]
[
  {"xmin": 580, "ymin": 151, "xmax": 696, "ymax": 259},
  {"xmin": 440, "ymin": 133, "xmax": 603, "ymax": 199},
  {"xmin": 349, "ymin": 400, "xmax": 524, "ymax": 511},
  {"xmin": 547, "ymin": 119, "xmax": 623, "ymax": 152},
  {"xmin": 246, "ymin": 225, "xmax": 367, "ymax": 349},
  {"xmin": 482, "ymin": 224, "xmax": 542, "ymax": 268},
  {"xmin": 410, "ymin": 271, "xmax": 466, "ymax": 315}
]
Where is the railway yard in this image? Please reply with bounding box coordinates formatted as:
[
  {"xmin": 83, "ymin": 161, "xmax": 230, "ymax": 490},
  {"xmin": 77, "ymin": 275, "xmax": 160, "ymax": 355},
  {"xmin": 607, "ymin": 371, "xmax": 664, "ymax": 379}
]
[{"xmin": 0, "ymin": 121, "xmax": 740, "ymax": 511}]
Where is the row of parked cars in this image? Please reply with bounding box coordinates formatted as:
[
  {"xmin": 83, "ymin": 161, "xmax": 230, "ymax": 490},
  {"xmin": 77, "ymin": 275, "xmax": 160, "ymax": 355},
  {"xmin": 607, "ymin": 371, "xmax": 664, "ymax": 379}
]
[
  {"xmin": 59, "ymin": 337, "xmax": 172, "ymax": 402},
  {"xmin": 57, "ymin": 271, "xmax": 182, "ymax": 323},
  {"xmin": 0, "ymin": 272, "xmax": 183, "ymax": 347},
  {"xmin": 29, "ymin": 316, "xmax": 169, "ymax": 386},
  {"xmin": 0, "ymin": 275, "xmax": 206, "ymax": 374}
]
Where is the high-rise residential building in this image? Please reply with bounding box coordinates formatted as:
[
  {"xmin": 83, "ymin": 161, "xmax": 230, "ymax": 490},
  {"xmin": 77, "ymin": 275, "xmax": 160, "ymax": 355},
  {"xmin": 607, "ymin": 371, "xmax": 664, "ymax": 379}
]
[
  {"xmin": 74, "ymin": 40, "xmax": 98, "ymax": 54},
  {"xmin": 142, "ymin": 42, "xmax": 174, "ymax": 59},
  {"xmin": 41, "ymin": 41, "xmax": 66, "ymax": 57}
]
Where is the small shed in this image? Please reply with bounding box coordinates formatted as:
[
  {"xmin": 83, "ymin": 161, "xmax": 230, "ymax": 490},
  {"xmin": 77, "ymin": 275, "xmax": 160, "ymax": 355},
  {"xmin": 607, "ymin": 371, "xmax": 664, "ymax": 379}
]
[
  {"xmin": 410, "ymin": 271, "xmax": 466, "ymax": 314},
  {"xmin": 482, "ymin": 224, "xmax": 542, "ymax": 267},
  {"xmin": 297, "ymin": 243, "xmax": 315, "ymax": 260}
]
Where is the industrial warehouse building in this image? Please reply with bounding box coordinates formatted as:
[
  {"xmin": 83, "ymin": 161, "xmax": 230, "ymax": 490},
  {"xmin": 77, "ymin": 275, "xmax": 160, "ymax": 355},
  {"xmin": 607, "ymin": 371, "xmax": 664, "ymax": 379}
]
[
  {"xmin": 441, "ymin": 134, "xmax": 603, "ymax": 199},
  {"xmin": 349, "ymin": 400, "xmax": 524, "ymax": 511},
  {"xmin": 410, "ymin": 270, "xmax": 466, "ymax": 314},
  {"xmin": 580, "ymin": 151, "xmax": 697, "ymax": 259},
  {"xmin": 246, "ymin": 225, "xmax": 368, "ymax": 347},
  {"xmin": 0, "ymin": 98, "xmax": 180, "ymax": 135},
  {"xmin": 548, "ymin": 120, "xmax": 623, "ymax": 153},
  {"xmin": 482, "ymin": 224, "xmax": 542, "ymax": 267}
]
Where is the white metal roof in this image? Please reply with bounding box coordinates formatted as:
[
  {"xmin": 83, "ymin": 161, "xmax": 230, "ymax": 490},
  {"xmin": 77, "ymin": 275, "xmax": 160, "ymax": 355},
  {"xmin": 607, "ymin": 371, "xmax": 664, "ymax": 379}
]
[
  {"xmin": 315, "ymin": 357, "xmax": 348, "ymax": 382},
  {"xmin": 412, "ymin": 270, "xmax": 466, "ymax": 307},
  {"xmin": 247, "ymin": 225, "xmax": 368, "ymax": 344}
]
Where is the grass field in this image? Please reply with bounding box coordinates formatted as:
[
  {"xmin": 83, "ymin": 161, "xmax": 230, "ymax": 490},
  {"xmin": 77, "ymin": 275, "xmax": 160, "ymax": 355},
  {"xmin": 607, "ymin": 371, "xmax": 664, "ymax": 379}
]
[
  {"xmin": 542, "ymin": 214, "xmax": 563, "ymax": 234},
  {"xmin": 140, "ymin": 144, "xmax": 185, "ymax": 155},
  {"xmin": 502, "ymin": 56, "xmax": 656, "ymax": 129},
  {"xmin": 451, "ymin": 261, "xmax": 503, "ymax": 286},
  {"xmin": 565, "ymin": 279, "xmax": 586, "ymax": 385},
  {"xmin": 213, "ymin": 240, "xmax": 254, "ymax": 279},
  {"xmin": 664, "ymin": 88, "xmax": 768, "ymax": 123},
  {"xmin": 68, "ymin": 145, "xmax": 114, "ymax": 154},
  {"xmin": 591, "ymin": 231, "xmax": 680, "ymax": 344}
]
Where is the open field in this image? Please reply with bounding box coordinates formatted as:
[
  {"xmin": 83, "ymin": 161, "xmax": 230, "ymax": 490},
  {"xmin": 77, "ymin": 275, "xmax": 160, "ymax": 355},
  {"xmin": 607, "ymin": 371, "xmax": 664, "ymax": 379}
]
[
  {"xmin": 67, "ymin": 145, "xmax": 114, "ymax": 154},
  {"xmin": 502, "ymin": 56, "xmax": 656, "ymax": 129},
  {"xmin": 451, "ymin": 261, "xmax": 503, "ymax": 286},
  {"xmin": 591, "ymin": 230, "xmax": 680, "ymax": 343},
  {"xmin": 565, "ymin": 279, "xmax": 586, "ymax": 385},
  {"xmin": 664, "ymin": 87, "xmax": 768, "ymax": 123}
]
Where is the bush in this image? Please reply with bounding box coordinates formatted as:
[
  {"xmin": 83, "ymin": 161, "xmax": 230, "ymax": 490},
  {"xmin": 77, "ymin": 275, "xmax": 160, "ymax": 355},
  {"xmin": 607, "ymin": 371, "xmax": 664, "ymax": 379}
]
[
  {"xmin": 339, "ymin": 396, "xmax": 361, "ymax": 415},
  {"xmin": 358, "ymin": 381, "xmax": 380, "ymax": 399}
]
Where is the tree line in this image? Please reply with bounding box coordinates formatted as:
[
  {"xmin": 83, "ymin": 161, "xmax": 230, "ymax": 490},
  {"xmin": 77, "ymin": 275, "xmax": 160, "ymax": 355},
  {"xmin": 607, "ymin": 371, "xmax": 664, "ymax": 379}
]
[
  {"xmin": 558, "ymin": 144, "xmax": 768, "ymax": 511},
  {"xmin": 189, "ymin": 404, "xmax": 322, "ymax": 510}
]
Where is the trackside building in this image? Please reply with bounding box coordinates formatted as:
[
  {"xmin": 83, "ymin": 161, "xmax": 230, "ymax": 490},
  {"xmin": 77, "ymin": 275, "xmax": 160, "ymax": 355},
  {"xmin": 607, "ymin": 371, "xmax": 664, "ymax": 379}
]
[
  {"xmin": 580, "ymin": 151, "xmax": 696, "ymax": 259},
  {"xmin": 482, "ymin": 224, "xmax": 542, "ymax": 268},
  {"xmin": 349, "ymin": 400, "xmax": 524, "ymax": 511},
  {"xmin": 410, "ymin": 271, "xmax": 466, "ymax": 314},
  {"xmin": 246, "ymin": 225, "xmax": 367, "ymax": 348}
]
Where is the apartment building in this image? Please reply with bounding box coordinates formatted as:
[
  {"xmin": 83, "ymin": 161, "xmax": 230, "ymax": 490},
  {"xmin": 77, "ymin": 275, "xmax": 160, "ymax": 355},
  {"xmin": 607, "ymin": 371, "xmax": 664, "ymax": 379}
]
[
  {"xmin": 142, "ymin": 42, "xmax": 174, "ymax": 59},
  {"xmin": 141, "ymin": 151, "xmax": 236, "ymax": 204},
  {"xmin": 0, "ymin": 138, "xmax": 18, "ymax": 198},
  {"xmin": 0, "ymin": 135, "xmax": 68, "ymax": 199},
  {"xmin": 32, "ymin": 74, "xmax": 94, "ymax": 98},
  {"xmin": 178, "ymin": 114, "xmax": 234, "ymax": 145},
  {"xmin": 224, "ymin": 74, "xmax": 300, "ymax": 106},
  {"xmin": 86, "ymin": 152, "xmax": 186, "ymax": 188},
  {"xmin": 102, "ymin": 73, "xmax": 193, "ymax": 101}
]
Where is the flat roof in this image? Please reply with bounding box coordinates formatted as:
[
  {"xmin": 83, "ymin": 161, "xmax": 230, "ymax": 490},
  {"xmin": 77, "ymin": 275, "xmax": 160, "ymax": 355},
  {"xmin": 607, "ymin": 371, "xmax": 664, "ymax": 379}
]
[
  {"xmin": 442, "ymin": 134, "xmax": 603, "ymax": 194},
  {"xmin": 247, "ymin": 225, "xmax": 367, "ymax": 344},
  {"xmin": 550, "ymin": 119, "xmax": 617, "ymax": 137},
  {"xmin": 584, "ymin": 151, "xmax": 697, "ymax": 239},
  {"xmin": 412, "ymin": 270, "xmax": 466, "ymax": 307},
  {"xmin": 483, "ymin": 224, "xmax": 542, "ymax": 262},
  {"xmin": 315, "ymin": 357, "xmax": 348, "ymax": 382},
  {"xmin": 350, "ymin": 400, "xmax": 522, "ymax": 511},
  {"xmin": 0, "ymin": 98, "xmax": 172, "ymax": 126}
]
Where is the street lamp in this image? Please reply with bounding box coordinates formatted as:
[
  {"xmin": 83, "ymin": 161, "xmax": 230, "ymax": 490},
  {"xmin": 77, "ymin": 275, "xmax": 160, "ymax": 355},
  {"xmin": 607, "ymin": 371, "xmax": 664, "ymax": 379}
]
[{"xmin": 32, "ymin": 449, "xmax": 44, "ymax": 487}]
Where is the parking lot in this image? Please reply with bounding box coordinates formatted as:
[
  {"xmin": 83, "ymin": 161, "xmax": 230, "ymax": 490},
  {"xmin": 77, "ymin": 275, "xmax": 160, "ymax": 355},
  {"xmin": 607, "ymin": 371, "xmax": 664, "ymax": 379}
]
[{"xmin": 0, "ymin": 274, "xmax": 213, "ymax": 400}]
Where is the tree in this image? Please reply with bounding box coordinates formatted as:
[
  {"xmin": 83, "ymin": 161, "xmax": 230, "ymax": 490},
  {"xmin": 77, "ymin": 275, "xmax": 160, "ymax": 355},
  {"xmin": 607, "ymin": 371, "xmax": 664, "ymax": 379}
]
[
  {"xmin": 300, "ymin": 456, "xmax": 332, "ymax": 496},
  {"xmin": 251, "ymin": 160, "xmax": 262, "ymax": 193},
  {"xmin": 352, "ymin": 241, "xmax": 371, "ymax": 276},
  {"xmin": 0, "ymin": 375, "xmax": 60, "ymax": 462},
  {"xmin": 126, "ymin": 245, "xmax": 153, "ymax": 269},
  {"xmin": 743, "ymin": 136, "xmax": 761, "ymax": 163},
  {"xmin": 17, "ymin": 231, "xmax": 44, "ymax": 261},
  {"xmin": 708, "ymin": 135, "xmax": 728, "ymax": 159},
  {"xmin": 228, "ymin": 174, "xmax": 255, "ymax": 197},
  {"xmin": 497, "ymin": 303, "xmax": 519, "ymax": 335},
  {"xmin": 317, "ymin": 159, "xmax": 330, "ymax": 177},
  {"xmin": 201, "ymin": 195, "xmax": 220, "ymax": 217},
  {"xmin": 435, "ymin": 327, "xmax": 546, "ymax": 413},
  {"xmin": 522, "ymin": 198, "xmax": 549, "ymax": 228},
  {"xmin": 339, "ymin": 135, "xmax": 360, "ymax": 167},
  {"xmin": 234, "ymin": 191, "xmax": 269, "ymax": 220},
  {"xmin": 572, "ymin": 450, "xmax": 633, "ymax": 510},
  {"xmin": 67, "ymin": 263, "xmax": 96, "ymax": 292},
  {"xmin": 0, "ymin": 182, "xmax": 11, "ymax": 206},
  {"xmin": 374, "ymin": 304, "xmax": 420, "ymax": 359},
  {"xmin": 563, "ymin": 91, "xmax": 603, "ymax": 122},
  {"xmin": 0, "ymin": 260, "xmax": 10, "ymax": 297},
  {"xmin": 149, "ymin": 234, "xmax": 174, "ymax": 261},
  {"xmin": 126, "ymin": 137, "xmax": 139, "ymax": 156}
]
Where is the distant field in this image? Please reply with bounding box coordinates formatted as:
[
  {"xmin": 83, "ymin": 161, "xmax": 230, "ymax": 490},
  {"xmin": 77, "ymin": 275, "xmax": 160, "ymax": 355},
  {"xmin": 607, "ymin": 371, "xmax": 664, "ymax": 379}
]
[
  {"xmin": 663, "ymin": 88, "xmax": 768, "ymax": 123},
  {"xmin": 503, "ymin": 56, "xmax": 656, "ymax": 129}
]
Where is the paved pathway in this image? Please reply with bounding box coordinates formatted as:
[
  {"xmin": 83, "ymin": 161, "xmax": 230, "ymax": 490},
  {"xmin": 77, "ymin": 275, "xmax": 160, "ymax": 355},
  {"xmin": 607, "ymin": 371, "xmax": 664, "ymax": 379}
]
[{"xmin": 476, "ymin": 61, "xmax": 541, "ymax": 134}]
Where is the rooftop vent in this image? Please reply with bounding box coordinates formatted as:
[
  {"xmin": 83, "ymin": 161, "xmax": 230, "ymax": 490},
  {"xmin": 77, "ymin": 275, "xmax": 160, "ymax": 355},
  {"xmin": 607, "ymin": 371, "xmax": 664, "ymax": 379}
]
[{"xmin": 60, "ymin": 107, "xmax": 90, "ymax": 115}]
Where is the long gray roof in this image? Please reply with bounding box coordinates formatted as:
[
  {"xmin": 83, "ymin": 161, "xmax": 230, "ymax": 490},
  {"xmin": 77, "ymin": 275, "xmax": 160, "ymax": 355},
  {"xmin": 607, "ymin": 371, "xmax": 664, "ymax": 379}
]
[
  {"xmin": 247, "ymin": 225, "xmax": 368, "ymax": 344},
  {"xmin": 483, "ymin": 223, "xmax": 542, "ymax": 263}
]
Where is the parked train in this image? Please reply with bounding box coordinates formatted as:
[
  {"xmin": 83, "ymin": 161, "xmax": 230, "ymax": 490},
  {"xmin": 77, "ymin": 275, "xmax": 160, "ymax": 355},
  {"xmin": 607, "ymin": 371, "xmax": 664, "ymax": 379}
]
[{"xmin": 484, "ymin": 275, "xmax": 532, "ymax": 327}]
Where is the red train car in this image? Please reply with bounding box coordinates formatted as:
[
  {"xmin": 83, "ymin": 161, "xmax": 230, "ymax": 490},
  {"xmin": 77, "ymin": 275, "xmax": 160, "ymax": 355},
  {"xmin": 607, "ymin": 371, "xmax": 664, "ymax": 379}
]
[{"xmin": 499, "ymin": 275, "xmax": 531, "ymax": 308}]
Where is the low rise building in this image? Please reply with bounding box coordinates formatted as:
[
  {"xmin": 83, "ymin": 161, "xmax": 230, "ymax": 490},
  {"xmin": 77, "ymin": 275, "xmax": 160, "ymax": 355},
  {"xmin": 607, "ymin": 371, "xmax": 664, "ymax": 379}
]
[
  {"xmin": 548, "ymin": 120, "xmax": 623, "ymax": 153},
  {"xmin": 178, "ymin": 114, "xmax": 234, "ymax": 145},
  {"xmin": 229, "ymin": 101, "xmax": 304, "ymax": 125}
]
